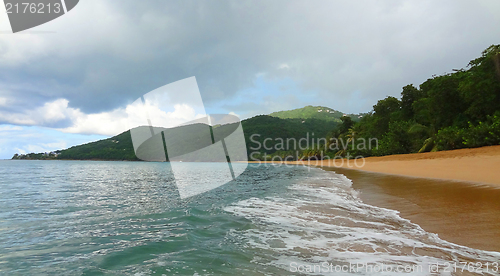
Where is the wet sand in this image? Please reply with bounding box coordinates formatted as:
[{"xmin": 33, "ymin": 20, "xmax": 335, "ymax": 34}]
[
  {"xmin": 248, "ymin": 145, "xmax": 500, "ymax": 252},
  {"xmin": 325, "ymin": 167, "xmax": 500, "ymax": 252}
]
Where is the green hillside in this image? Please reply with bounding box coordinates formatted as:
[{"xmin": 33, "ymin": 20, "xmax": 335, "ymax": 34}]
[
  {"xmin": 241, "ymin": 115, "xmax": 338, "ymax": 158},
  {"xmin": 56, "ymin": 130, "xmax": 139, "ymax": 161},
  {"xmin": 12, "ymin": 114, "xmax": 339, "ymax": 161},
  {"xmin": 269, "ymin": 105, "xmax": 364, "ymax": 122}
]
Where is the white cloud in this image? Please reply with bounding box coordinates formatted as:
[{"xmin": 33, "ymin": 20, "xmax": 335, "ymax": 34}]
[
  {"xmin": 0, "ymin": 125, "xmax": 22, "ymax": 131},
  {"xmin": 60, "ymin": 106, "xmax": 129, "ymax": 136},
  {"xmin": 60, "ymin": 99, "xmax": 205, "ymax": 136},
  {"xmin": 278, "ymin": 64, "xmax": 290, "ymax": 70},
  {"xmin": 0, "ymin": 98, "xmax": 76, "ymax": 126},
  {"xmin": 228, "ymin": 111, "xmax": 240, "ymax": 118},
  {"xmin": 14, "ymin": 141, "xmax": 68, "ymax": 155},
  {"xmin": 41, "ymin": 141, "xmax": 67, "ymax": 149},
  {"xmin": 125, "ymin": 99, "xmax": 206, "ymax": 129},
  {"xmin": 0, "ymin": 96, "xmax": 207, "ymax": 136},
  {"xmin": 24, "ymin": 144, "xmax": 52, "ymax": 154},
  {"xmin": 38, "ymin": 99, "xmax": 76, "ymax": 123},
  {"xmin": 13, "ymin": 147, "xmax": 26, "ymax": 155},
  {"xmin": 0, "ymin": 97, "xmax": 7, "ymax": 107}
]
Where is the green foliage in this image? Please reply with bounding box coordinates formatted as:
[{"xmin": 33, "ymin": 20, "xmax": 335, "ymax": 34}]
[
  {"xmin": 242, "ymin": 115, "xmax": 337, "ymax": 158},
  {"xmin": 56, "ymin": 115, "xmax": 339, "ymax": 161},
  {"xmin": 347, "ymin": 44, "xmax": 500, "ymax": 157},
  {"xmin": 13, "ymin": 115, "xmax": 340, "ymax": 161},
  {"xmin": 12, "ymin": 152, "xmax": 59, "ymax": 160},
  {"xmin": 420, "ymin": 72, "xmax": 467, "ymax": 129},
  {"xmin": 400, "ymin": 84, "xmax": 424, "ymax": 120},
  {"xmin": 435, "ymin": 126, "xmax": 465, "ymax": 151},
  {"xmin": 375, "ymin": 121, "xmax": 414, "ymax": 156},
  {"xmin": 406, "ymin": 123, "xmax": 436, "ymax": 153},
  {"xmin": 269, "ymin": 105, "xmax": 364, "ymax": 123},
  {"xmin": 339, "ymin": 116, "xmax": 354, "ymax": 134},
  {"xmin": 301, "ymin": 148, "xmax": 324, "ymax": 160},
  {"xmin": 462, "ymin": 115, "xmax": 500, "ymax": 148},
  {"xmin": 459, "ymin": 45, "xmax": 500, "ymax": 122},
  {"xmin": 57, "ymin": 130, "xmax": 139, "ymax": 161},
  {"xmin": 371, "ymin": 96, "xmax": 401, "ymax": 137}
]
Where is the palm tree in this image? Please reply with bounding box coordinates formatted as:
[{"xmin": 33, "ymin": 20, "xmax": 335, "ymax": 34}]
[
  {"xmin": 335, "ymin": 126, "xmax": 358, "ymax": 157},
  {"xmin": 301, "ymin": 148, "xmax": 322, "ymax": 160},
  {"xmin": 408, "ymin": 123, "xmax": 438, "ymax": 152}
]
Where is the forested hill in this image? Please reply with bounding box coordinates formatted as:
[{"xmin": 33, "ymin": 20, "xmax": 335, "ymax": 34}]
[
  {"xmin": 269, "ymin": 105, "xmax": 364, "ymax": 122},
  {"xmin": 12, "ymin": 115, "xmax": 340, "ymax": 161},
  {"xmin": 51, "ymin": 130, "xmax": 138, "ymax": 161}
]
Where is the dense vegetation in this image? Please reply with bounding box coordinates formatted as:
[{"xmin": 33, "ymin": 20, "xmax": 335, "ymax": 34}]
[
  {"xmin": 12, "ymin": 152, "xmax": 60, "ymax": 160},
  {"xmin": 56, "ymin": 130, "xmax": 139, "ymax": 160},
  {"xmin": 12, "ymin": 115, "xmax": 340, "ymax": 161},
  {"xmin": 328, "ymin": 45, "xmax": 500, "ymax": 158},
  {"xmin": 269, "ymin": 105, "xmax": 363, "ymax": 123},
  {"xmin": 241, "ymin": 115, "xmax": 339, "ymax": 160}
]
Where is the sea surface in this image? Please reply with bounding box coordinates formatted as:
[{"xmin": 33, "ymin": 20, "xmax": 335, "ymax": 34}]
[{"xmin": 0, "ymin": 160, "xmax": 499, "ymax": 275}]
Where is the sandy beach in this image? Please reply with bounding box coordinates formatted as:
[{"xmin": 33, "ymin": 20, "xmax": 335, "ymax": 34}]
[
  {"xmin": 255, "ymin": 145, "xmax": 500, "ymax": 187},
  {"xmin": 250, "ymin": 145, "xmax": 500, "ymax": 252}
]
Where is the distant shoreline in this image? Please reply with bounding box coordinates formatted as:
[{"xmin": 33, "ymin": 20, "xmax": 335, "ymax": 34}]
[
  {"xmin": 7, "ymin": 159, "xmax": 140, "ymax": 162},
  {"xmin": 250, "ymin": 145, "xmax": 500, "ymax": 187}
]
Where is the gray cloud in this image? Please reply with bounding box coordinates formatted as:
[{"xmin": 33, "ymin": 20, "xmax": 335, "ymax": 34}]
[{"xmin": 1, "ymin": 0, "xmax": 499, "ymax": 130}]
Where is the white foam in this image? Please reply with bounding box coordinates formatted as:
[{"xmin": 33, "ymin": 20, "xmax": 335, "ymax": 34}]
[{"xmin": 225, "ymin": 169, "xmax": 500, "ymax": 275}]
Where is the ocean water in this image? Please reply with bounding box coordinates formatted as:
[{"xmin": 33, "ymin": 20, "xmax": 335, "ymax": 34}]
[{"xmin": 0, "ymin": 160, "xmax": 499, "ymax": 275}]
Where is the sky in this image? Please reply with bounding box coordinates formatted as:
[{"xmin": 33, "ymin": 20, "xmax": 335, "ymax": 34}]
[{"xmin": 0, "ymin": 0, "xmax": 499, "ymax": 159}]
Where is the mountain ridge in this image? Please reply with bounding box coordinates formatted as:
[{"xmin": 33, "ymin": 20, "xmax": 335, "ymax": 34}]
[
  {"xmin": 12, "ymin": 106, "xmax": 346, "ymax": 161},
  {"xmin": 269, "ymin": 105, "xmax": 365, "ymax": 122}
]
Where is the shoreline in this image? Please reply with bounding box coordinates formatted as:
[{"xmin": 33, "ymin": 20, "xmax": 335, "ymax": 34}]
[
  {"xmin": 327, "ymin": 167, "xmax": 500, "ymax": 252},
  {"xmin": 249, "ymin": 145, "xmax": 500, "ymax": 187},
  {"xmin": 249, "ymin": 146, "xmax": 500, "ymax": 251}
]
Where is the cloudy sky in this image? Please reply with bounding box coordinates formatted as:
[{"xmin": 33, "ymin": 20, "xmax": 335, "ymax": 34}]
[{"xmin": 0, "ymin": 0, "xmax": 499, "ymax": 159}]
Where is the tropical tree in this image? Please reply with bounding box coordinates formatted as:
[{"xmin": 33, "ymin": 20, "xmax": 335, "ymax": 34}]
[{"xmin": 407, "ymin": 123, "xmax": 437, "ymax": 153}]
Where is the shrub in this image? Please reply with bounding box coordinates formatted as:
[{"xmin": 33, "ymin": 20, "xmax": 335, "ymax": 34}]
[
  {"xmin": 374, "ymin": 121, "xmax": 414, "ymax": 156},
  {"xmin": 435, "ymin": 126, "xmax": 465, "ymax": 151},
  {"xmin": 462, "ymin": 115, "xmax": 500, "ymax": 147}
]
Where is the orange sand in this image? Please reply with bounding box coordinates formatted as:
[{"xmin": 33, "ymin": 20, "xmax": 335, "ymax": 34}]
[{"xmin": 253, "ymin": 145, "xmax": 500, "ymax": 187}]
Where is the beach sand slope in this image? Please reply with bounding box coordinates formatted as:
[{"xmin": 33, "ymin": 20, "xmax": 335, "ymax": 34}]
[{"xmin": 285, "ymin": 145, "xmax": 500, "ymax": 186}]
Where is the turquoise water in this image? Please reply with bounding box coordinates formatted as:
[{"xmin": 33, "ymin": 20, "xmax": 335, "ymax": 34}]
[{"xmin": 0, "ymin": 160, "xmax": 499, "ymax": 275}]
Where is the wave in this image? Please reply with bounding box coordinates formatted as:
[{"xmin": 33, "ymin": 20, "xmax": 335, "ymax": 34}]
[{"xmin": 224, "ymin": 167, "xmax": 500, "ymax": 275}]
